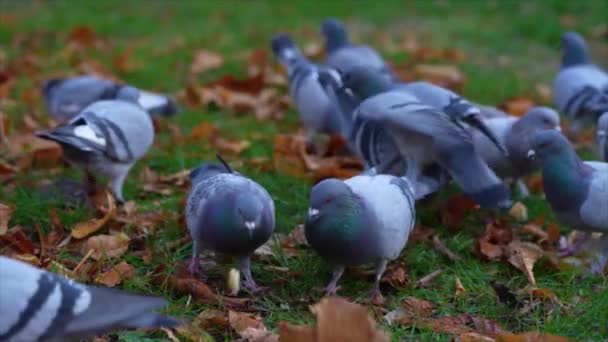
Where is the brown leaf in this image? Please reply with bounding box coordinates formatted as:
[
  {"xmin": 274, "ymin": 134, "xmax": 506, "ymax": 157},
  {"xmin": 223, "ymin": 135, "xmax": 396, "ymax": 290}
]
[
  {"xmin": 497, "ymin": 332, "xmax": 571, "ymax": 342},
  {"xmin": 416, "ymin": 269, "xmax": 442, "ymax": 288},
  {"xmin": 508, "ymin": 202, "xmax": 528, "ymax": 221},
  {"xmin": 458, "ymin": 332, "xmax": 496, "ymax": 342},
  {"xmin": 478, "ymin": 240, "xmax": 504, "ymax": 261},
  {"xmin": 82, "ymin": 232, "xmax": 130, "ymax": 260},
  {"xmin": 0, "ymin": 202, "xmax": 15, "ymax": 235},
  {"xmin": 517, "ymin": 287, "xmax": 560, "ymax": 304},
  {"xmin": 68, "ymin": 25, "xmax": 97, "ymax": 46},
  {"xmin": 190, "ymin": 122, "xmax": 251, "ymax": 154},
  {"xmin": 413, "ymin": 64, "xmax": 465, "ymax": 90},
  {"xmin": 94, "ymin": 261, "xmax": 134, "ymax": 287},
  {"xmin": 521, "ymin": 223, "xmax": 549, "ymax": 243},
  {"xmin": 442, "ymin": 194, "xmax": 477, "ymax": 228},
  {"xmin": 190, "ymin": 49, "xmax": 224, "ymax": 75},
  {"xmin": 381, "ymin": 264, "xmax": 409, "ymax": 288},
  {"xmin": 113, "ymin": 46, "xmax": 140, "ymax": 73},
  {"xmin": 312, "ymin": 297, "xmax": 389, "ymax": 342},
  {"xmin": 282, "ymin": 224, "xmax": 309, "ymax": 248},
  {"xmin": 7, "ymin": 134, "xmax": 62, "ymax": 170},
  {"xmin": 208, "ymin": 73, "xmax": 265, "ymax": 95},
  {"xmin": 229, "ymin": 311, "xmax": 275, "ymax": 341},
  {"xmin": 546, "ymin": 224, "xmax": 561, "ymax": 244},
  {"xmin": 71, "ymin": 190, "xmax": 116, "ymax": 239},
  {"xmin": 454, "ymin": 276, "xmax": 466, "ymax": 296},
  {"xmin": 0, "ymin": 227, "xmax": 35, "ymax": 254},
  {"xmin": 279, "ymin": 322, "xmax": 315, "ymax": 342},
  {"xmin": 506, "ymin": 241, "xmax": 544, "ymax": 286},
  {"xmin": 500, "ymin": 97, "xmax": 536, "ymax": 117}
]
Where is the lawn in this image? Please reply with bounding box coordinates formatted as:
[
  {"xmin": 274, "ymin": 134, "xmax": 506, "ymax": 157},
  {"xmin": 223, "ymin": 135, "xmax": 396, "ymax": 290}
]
[{"xmin": 1, "ymin": 1, "xmax": 607, "ymax": 341}]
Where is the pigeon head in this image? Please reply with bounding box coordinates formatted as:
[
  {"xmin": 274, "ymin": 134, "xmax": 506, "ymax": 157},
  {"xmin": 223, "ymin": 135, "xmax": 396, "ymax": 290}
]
[
  {"xmin": 528, "ymin": 130, "xmax": 572, "ymax": 160},
  {"xmin": 341, "ymin": 66, "xmax": 392, "ymax": 99},
  {"xmin": 235, "ymin": 193, "xmax": 264, "ymax": 236},
  {"xmin": 598, "ymin": 112, "xmax": 608, "ymax": 160},
  {"xmin": 308, "ymin": 178, "xmax": 352, "ymax": 223},
  {"xmin": 321, "ymin": 18, "xmax": 349, "ymax": 51},
  {"xmin": 560, "ymin": 31, "xmax": 591, "ymax": 67},
  {"xmin": 42, "ymin": 78, "xmax": 63, "ymax": 98},
  {"xmin": 116, "ymin": 86, "xmax": 140, "ymax": 104},
  {"xmin": 519, "ymin": 107, "xmax": 562, "ymax": 132},
  {"xmin": 270, "ymin": 33, "xmax": 300, "ymax": 62}
]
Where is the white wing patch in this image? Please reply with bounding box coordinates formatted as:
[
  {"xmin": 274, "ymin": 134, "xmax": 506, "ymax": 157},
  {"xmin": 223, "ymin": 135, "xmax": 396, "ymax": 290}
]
[
  {"xmin": 346, "ymin": 175, "xmax": 415, "ymax": 260},
  {"xmin": 74, "ymin": 125, "xmax": 106, "ymax": 146},
  {"xmin": 138, "ymin": 90, "xmax": 168, "ymax": 109},
  {"xmin": 12, "ymin": 283, "xmax": 62, "ymax": 342},
  {"xmin": 282, "ymin": 48, "xmax": 296, "ymax": 60},
  {"xmin": 72, "ymin": 286, "xmax": 91, "ymax": 315}
]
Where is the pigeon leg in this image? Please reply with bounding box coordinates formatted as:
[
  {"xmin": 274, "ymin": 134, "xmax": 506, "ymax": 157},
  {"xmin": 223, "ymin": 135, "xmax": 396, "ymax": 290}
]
[
  {"xmin": 188, "ymin": 240, "xmax": 207, "ymax": 281},
  {"xmin": 515, "ymin": 178, "xmax": 530, "ymax": 198},
  {"xmin": 238, "ymin": 255, "xmax": 266, "ymax": 293},
  {"xmin": 85, "ymin": 171, "xmax": 98, "ymax": 196},
  {"xmin": 321, "ymin": 265, "xmax": 345, "ymax": 296},
  {"xmin": 369, "ymin": 259, "xmax": 388, "ymax": 299},
  {"xmin": 591, "ymin": 234, "xmax": 608, "ymax": 275},
  {"xmin": 559, "ymin": 232, "xmax": 590, "ymax": 257},
  {"xmin": 109, "ymin": 164, "xmax": 132, "ymax": 205}
]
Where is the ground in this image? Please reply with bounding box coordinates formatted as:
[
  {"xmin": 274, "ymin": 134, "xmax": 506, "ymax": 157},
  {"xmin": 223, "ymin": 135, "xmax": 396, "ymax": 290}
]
[{"xmin": 1, "ymin": 1, "xmax": 607, "ymax": 341}]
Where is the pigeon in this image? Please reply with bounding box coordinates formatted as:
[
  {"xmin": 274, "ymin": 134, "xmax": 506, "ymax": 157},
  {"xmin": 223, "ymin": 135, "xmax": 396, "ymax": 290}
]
[
  {"xmin": 597, "ymin": 112, "xmax": 608, "ymax": 161},
  {"xmin": 528, "ymin": 130, "xmax": 608, "ymax": 273},
  {"xmin": 472, "ymin": 107, "xmax": 562, "ymax": 196},
  {"xmin": 0, "ymin": 256, "xmax": 182, "ymax": 342},
  {"xmin": 400, "ymin": 81, "xmax": 508, "ymax": 155},
  {"xmin": 305, "ymin": 173, "xmax": 415, "ymax": 297},
  {"xmin": 340, "ymin": 66, "xmax": 512, "ymax": 208},
  {"xmin": 553, "ymin": 32, "xmax": 608, "ymax": 127},
  {"xmin": 42, "ymin": 75, "xmax": 180, "ymax": 121},
  {"xmin": 270, "ymin": 34, "xmax": 343, "ymax": 141},
  {"xmin": 321, "ymin": 18, "xmax": 398, "ymax": 82},
  {"xmin": 186, "ymin": 156, "xmax": 275, "ymax": 292},
  {"xmin": 36, "ymin": 86, "xmax": 154, "ymax": 203}
]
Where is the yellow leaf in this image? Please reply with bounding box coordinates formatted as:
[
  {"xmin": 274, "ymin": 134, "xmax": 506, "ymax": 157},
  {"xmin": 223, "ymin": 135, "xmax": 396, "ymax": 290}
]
[{"xmin": 71, "ymin": 191, "xmax": 116, "ymax": 239}]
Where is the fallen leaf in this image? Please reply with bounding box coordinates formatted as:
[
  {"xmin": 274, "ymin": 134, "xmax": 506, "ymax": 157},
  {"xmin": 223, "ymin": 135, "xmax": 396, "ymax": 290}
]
[
  {"xmin": 432, "ymin": 234, "xmax": 461, "ymax": 262},
  {"xmin": 508, "ymin": 202, "xmax": 528, "ymax": 221},
  {"xmin": 454, "ymin": 276, "xmax": 466, "ymax": 296},
  {"xmin": 190, "ymin": 122, "xmax": 251, "ymax": 154},
  {"xmin": 458, "ymin": 332, "xmax": 496, "ymax": 342},
  {"xmin": 190, "ymin": 49, "xmax": 224, "ymax": 75},
  {"xmin": 68, "ymin": 25, "xmax": 97, "ymax": 46},
  {"xmin": 416, "ymin": 269, "xmax": 442, "ymax": 288},
  {"xmin": 413, "ymin": 64, "xmax": 465, "ymax": 90},
  {"xmin": 229, "ymin": 311, "xmax": 275, "ymax": 341},
  {"xmin": 312, "ymin": 297, "xmax": 389, "ymax": 342},
  {"xmin": 381, "ymin": 264, "xmax": 409, "ymax": 288},
  {"xmin": 82, "ymin": 232, "xmax": 130, "ymax": 260},
  {"xmin": 71, "ymin": 190, "xmax": 116, "ymax": 239},
  {"xmin": 0, "ymin": 202, "xmax": 15, "ymax": 235},
  {"xmin": 500, "ymin": 97, "xmax": 536, "ymax": 117},
  {"xmin": 507, "ymin": 241, "xmax": 544, "ymax": 286},
  {"xmin": 279, "ymin": 322, "xmax": 315, "ymax": 342},
  {"xmin": 7, "ymin": 134, "xmax": 62, "ymax": 170},
  {"xmin": 517, "ymin": 287, "xmax": 560, "ymax": 304},
  {"xmin": 497, "ymin": 332, "xmax": 571, "ymax": 342},
  {"xmin": 442, "ymin": 194, "xmax": 477, "ymax": 228},
  {"xmin": 94, "ymin": 261, "xmax": 134, "ymax": 287},
  {"xmin": 521, "ymin": 223, "xmax": 548, "ymax": 243},
  {"xmin": 0, "ymin": 227, "xmax": 35, "ymax": 254}
]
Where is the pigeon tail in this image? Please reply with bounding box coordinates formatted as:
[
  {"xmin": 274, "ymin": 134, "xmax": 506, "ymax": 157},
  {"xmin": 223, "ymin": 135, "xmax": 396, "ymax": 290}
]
[{"xmin": 35, "ymin": 125, "xmax": 103, "ymax": 154}]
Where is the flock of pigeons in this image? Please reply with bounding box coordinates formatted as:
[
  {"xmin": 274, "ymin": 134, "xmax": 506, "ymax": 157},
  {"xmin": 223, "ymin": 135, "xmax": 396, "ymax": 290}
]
[{"xmin": 1, "ymin": 17, "xmax": 607, "ymax": 341}]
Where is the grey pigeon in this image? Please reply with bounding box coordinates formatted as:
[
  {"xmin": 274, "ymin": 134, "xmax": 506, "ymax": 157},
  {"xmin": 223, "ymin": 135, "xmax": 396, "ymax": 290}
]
[
  {"xmin": 305, "ymin": 173, "xmax": 415, "ymax": 297},
  {"xmin": 528, "ymin": 130, "xmax": 608, "ymax": 273},
  {"xmin": 597, "ymin": 112, "xmax": 608, "ymax": 161},
  {"xmin": 400, "ymin": 81, "xmax": 508, "ymax": 155},
  {"xmin": 321, "ymin": 18, "xmax": 398, "ymax": 82},
  {"xmin": 186, "ymin": 156, "xmax": 275, "ymax": 292},
  {"xmin": 553, "ymin": 32, "xmax": 608, "ymax": 127},
  {"xmin": 270, "ymin": 34, "xmax": 343, "ymax": 141},
  {"xmin": 0, "ymin": 256, "xmax": 182, "ymax": 342},
  {"xmin": 36, "ymin": 86, "xmax": 154, "ymax": 203},
  {"xmin": 341, "ymin": 66, "xmax": 512, "ymax": 208},
  {"xmin": 472, "ymin": 107, "xmax": 561, "ymax": 196},
  {"xmin": 42, "ymin": 75, "xmax": 180, "ymax": 121}
]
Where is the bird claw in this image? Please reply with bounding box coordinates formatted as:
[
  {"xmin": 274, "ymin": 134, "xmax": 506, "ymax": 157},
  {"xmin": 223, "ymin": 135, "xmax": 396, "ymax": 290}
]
[
  {"xmin": 187, "ymin": 261, "xmax": 208, "ymax": 282},
  {"xmin": 313, "ymin": 284, "xmax": 341, "ymax": 296},
  {"xmin": 242, "ymin": 279, "xmax": 268, "ymax": 294},
  {"xmin": 368, "ymin": 288, "xmax": 384, "ymax": 305}
]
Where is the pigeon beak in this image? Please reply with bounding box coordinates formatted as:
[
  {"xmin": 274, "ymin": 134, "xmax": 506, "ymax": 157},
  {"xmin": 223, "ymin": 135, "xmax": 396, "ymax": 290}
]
[
  {"xmin": 527, "ymin": 149, "xmax": 536, "ymax": 159},
  {"xmin": 308, "ymin": 207, "xmax": 320, "ymax": 220},
  {"xmin": 598, "ymin": 130, "xmax": 606, "ymax": 138},
  {"xmin": 244, "ymin": 221, "xmax": 256, "ymax": 237},
  {"xmin": 554, "ymin": 125, "xmax": 562, "ymax": 132}
]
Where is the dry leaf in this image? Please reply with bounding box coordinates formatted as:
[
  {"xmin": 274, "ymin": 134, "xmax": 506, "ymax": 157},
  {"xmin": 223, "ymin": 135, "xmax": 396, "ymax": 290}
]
[
  {"xmin": 497, "ymin": 332, "xmax": 571, "ymax": 342},
  {"xmin": 458, "ymin": 332, "xmax": 496, "ymax": 342},
  {"xmin": 500, "ymin": 97, "xmax": 536, "ymax": 117},
  {"xmin": 507, "ymin": 241, "xmax": 544, "ymax": 286},
  {"xmin": 454, "ymin": 276, "xmax": 466, "ymax": 296},
  {"xmin": 508, "ymin": 202, "xmax": 528, "ymax": 221},
  {"xmin": 416, "ymin": 269, "xmax": 442, "ymax": 288},
  {"xmin": 413, "ymin": 64, "xmax": 465, "ymax": 90},
  {"xmin": 71, "ymin": 191, "xmax": 116, "ymax": 239},
  {"xmin": 521, "ymin": 223, "xmax": 549, "ymax": 243},
  {"xmin": 0, "ymin": 202, "xmax": 15, "ymax": 235},
  {"xmin": 82, "ymin": 232, "xmax": 130, "ymax": 260},
  {"xmin": 228, "ymin": 311, "xmax": 275, "ymax": 341},
  {"xmin": 94, "ymin": 261, "xmax": 134, "ymax": 287},
  {"xmin": 279, "ymin": 322, "xmax": 315, "ymax": 342},
  {"xmin": 190, "ymin": 49, "xmax": 224, "ymax": 74}
]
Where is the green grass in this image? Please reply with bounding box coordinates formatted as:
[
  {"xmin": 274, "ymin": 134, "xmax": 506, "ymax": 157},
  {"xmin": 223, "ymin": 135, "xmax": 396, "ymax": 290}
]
[{"xmin": 1, "ymin": 1, "xmax": 608, "ymax": 341}]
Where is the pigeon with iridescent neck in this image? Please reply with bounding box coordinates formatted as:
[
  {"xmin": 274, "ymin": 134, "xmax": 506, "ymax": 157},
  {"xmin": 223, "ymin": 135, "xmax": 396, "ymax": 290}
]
[
  {"xmin": 42, "ymin": 75, "xmax": 180, "ymax": 121},
  {"xmin": 186, "ymin": 156, "xmax": 275, "ymax": 293},
  {"xmin": 321, "ymin": 18, "xmax": 398, "ymax": 82},
  {"xmin": 0, "ymin": 256, "xmax": 183, "ymax": 342},
  {"xmin": 528, "ymin": 130, "xmax": 608, "ymax": 273},
  {"xmin": 553, "ymin": 32, "xmax": 608, "ymax": 130},
  {"xmin": 340, "ymin": 66, "xmax": 512, "ymax": 208},
  {"xmin": 472, "ymin": 107, "xmax": 561, "ymax": 196},
  {"xmin": 305, "ymin": 173, "xmax": 415, "ymax": 298},
  {"xmin": 270, "ymin": 33, "xmax": 343, "ymax": 141},
  {"xmin": 597, "ymin": 112, "xmax": 608, "ymax": 161},
  {"xmin": 35, "ymin": 86, "xmax": 154, "ymax": 203}
]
